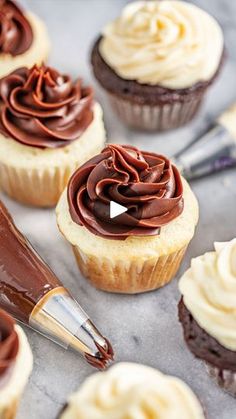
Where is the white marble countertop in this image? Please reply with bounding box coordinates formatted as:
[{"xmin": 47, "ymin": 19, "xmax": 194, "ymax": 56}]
[{"xmin": 1, "ymin": 1, "xmax": 236, "ymax": 418}]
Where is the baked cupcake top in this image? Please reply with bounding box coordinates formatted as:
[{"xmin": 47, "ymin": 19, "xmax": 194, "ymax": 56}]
[
  {"xmin": 99, "ymin": 0, "xmax": 224, "ymax": 89},
  {"xmin": 179, "ymin": 239, "xmax": 236, "ymax": 351},
  {"xmin": 0, "ymin": 309, "xmax": 19, "ymax": 377},
  {"xmin": 0, "ymin": 64, "xmax": 94, "ymax": 148},
  {"xmin": 0, "ymin": 0, "xmax": 33, "ymax": 56},
  {"xmin": 68, "ymin": 144, "xmax": 183, "ymax": 240},
  {"xmin": 61, "ymin": 362, "xmax": 205, "ymax": 419}
]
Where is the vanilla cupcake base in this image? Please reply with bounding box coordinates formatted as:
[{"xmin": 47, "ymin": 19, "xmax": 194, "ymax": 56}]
[
  {"xmin": 56, "ymin": 178, "xmax": 199, "ymax": 293},
  {"xmin": 0, "ymin": 326, "xmax": 33, "ymax": 419},
  {"xmin": 0, "ymin": 13, "xmax": 50, "ymax": 79},
  {"xmin": 206, "ymin": 363, "xmax": 236, "ymax": 397},
  {"xmin": 0, "ymin": 103, "xmax": 106, "ymax": 207}
]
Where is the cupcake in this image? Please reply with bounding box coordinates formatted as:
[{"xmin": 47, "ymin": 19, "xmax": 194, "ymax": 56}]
[
  {"xmin": 59, "ymin": 362, "xmax": 205, "ymax": 418},
  {"xmin": 91, "ymin": 1, "xmax": 224, "ymax": 131},
  {"xmin": 0, "ymin": 309, "xmax": 33, "ymax": 418},
  {"xmin": 0, "ymin": 64, "xmax": 106, "ymax": 207},
  {"xmin": 179, "ymin": 239, "xmax": 236, "ymax": 396},
  {"xmin": 0, "ymin": 0, "xmax": 50, "ymax": 78},
  {"xmin": 56, "ymin": 144, "xmax": 199, "ymax": 293}
]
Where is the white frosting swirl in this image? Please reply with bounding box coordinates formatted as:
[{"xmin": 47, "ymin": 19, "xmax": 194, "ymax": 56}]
[
  {"xmin": 99, "ymin": 1, "xmax": 223, "ymax": 89},
  {"xmin": 61, "ymin": 363, "xmax": 204, "ymax": 419},
  {"xmin": 179, "ymin": 239, "xmax": 236, "ymax": 351}
]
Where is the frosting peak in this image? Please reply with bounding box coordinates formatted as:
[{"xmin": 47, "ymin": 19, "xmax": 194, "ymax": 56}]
[
  {"xmin": 68, "ymin": 144, "xmax": 183, "ymax": 240},
  {"xmin": 0, "ymin": 309, "xmax": 19, "ymax": 377},
  {"xmin": 61, "ymin": 363, "xmax": 205, "ymax": 419},
  {"xmin": 179, "ymin": 239, "xmax": 236, "ymax": 351},
  {"xmin": 0, "ymin": 0, "xmax": 33, "ymax": 56},
  {"xmin": 99, "ymin": 0, "xmax": 223, "ymax": 89},
  {"xmin": 0, "ymin": 65, "xmax": 94, "ymax": 148}
]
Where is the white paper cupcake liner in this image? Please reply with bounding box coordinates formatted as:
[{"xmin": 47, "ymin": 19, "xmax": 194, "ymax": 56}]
[
  {"xmin": 206, "ymin": 362, "xmax": 236, "ymax": 397},
  {"xmin": 0, "ymin": 163, "xmax": 76, "ymax": 207},
  {"xmin": 107, "ymin": 93, "xmax": 203, "ymax": 131},
  {"xmin": 72, "ymin": 244, "xmax": 187, "ymax": 293}
]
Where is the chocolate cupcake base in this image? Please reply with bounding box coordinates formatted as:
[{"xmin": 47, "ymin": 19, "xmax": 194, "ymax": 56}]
[
  {"xmin": 206, "ymin": 364, "xmax": 236, "ymax": 397},
  {"xmin": 179, "ymin": 299, "xmax": 236, "ymax": 396},
  {"xmin": 178, "ymin": 299, "xmax": 236, "ymax": 372},
  {"xmin": 91, "ymin": 38, "xmax": 224, "ymax": 132}
]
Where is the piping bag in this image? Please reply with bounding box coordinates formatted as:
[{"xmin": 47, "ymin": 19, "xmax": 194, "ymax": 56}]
[
  {"xmin": 172, "ymin": 103, "xmax": 236, "ymax": 180},
  {"xmin": 0, "ymin": 200, "xmax": 113, "ymax": 369}
]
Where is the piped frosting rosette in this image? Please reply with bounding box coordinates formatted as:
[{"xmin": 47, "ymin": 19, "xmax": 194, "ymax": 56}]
[
  {"xmin": 0, "ymin": 309, "xmax": 33, "ymax": 418},
  {"xmin": 68, "ymin": 144, "xmax": 183, "ymax": 239},
  {"xmin": 0, "ymin": 65, "xmax": 94, "ymax": 148},
  {"xmin": 179, "ymin": 239, "xmax": 236, "ymax": 351},
  {"xmin": 60, "ymin": 363, "xmax": 205, "ymax": 419},
  {"xmin": 0, "ymin": 0, "xmax": 50, "ymax": 79},
  {"xmin": 0, "ymin": 0, "xmax": 33, "ymax": 56},
  {"xmin": 0, "ymin": 309, "xmax": 19, "ymax": 377},
  {"xmin": 99, "ymin": 0, "xmax": 224, "ymax": 89}
]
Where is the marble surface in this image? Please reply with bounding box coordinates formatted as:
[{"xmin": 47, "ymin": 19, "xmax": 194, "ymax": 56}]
[{"xmin": 1, "ymin": 0, "xmax": 236, "ymax": 418}]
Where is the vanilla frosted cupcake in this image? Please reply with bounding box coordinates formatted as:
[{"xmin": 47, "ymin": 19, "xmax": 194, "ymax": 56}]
[
  {"xmin": 0, "ymin": 309, "xmax": 33, "ymax": 418},
  {"xmin": 0, "ymin": 0, "xmax": 50, "ymax": 78},
  {"xmin": 179, "ymin": 239, "xmax": 236, "ymax": 396},
  {"xmin": 56, "ymin": 144, "xmax": 199, "ymax": 293},
  {"xmin": 0, "ymin": 65, "xmax": 106, "ymax": 207},
  {"xmin": 59, "ymin": 362, "xmax": 205, "ymax": 418},
  {"xmin": 91, "ymin": 0, "xmax": 224, "ymax": 131}
]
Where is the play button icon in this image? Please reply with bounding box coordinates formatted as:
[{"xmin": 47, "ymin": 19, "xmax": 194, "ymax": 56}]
[
  {"xmin": 93, "ymin": 198, "xmax": 142, "ymax": 236},
  {"xmin": 110, "ymin": 201, "xmax": 128, "ymax": 219}
]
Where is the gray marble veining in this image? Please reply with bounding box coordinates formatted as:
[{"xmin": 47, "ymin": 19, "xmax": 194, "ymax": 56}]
[{"xmin": 1, "ymin": 1, "xmax": 236, "ymax": 418}]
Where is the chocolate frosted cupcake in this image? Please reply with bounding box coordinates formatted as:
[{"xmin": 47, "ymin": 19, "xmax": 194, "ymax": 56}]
[
  {"xmin": 0, "ymin": 309, "xmax": 33, "ymax": 418},
  {"xmin": 91, "ymin": 1, "xmax": 224, "ymax": 131},
  {"xmin": 0, "ymin": 0, "xmax": 50, "ymax": 78},
  {"xmin": 179, "ymin": 239, "xmax": 236, "ymax": 396},
  {"xmin": 56, "ymin": 144, "xmax": 199, "ymax": 293},
  {"xmin": 59, "ymin": 362, "xmax": 205, "ymax": 419},
  {"xmin": 0, "ymin": 64, "xmax": 106, "ymax": 207}
]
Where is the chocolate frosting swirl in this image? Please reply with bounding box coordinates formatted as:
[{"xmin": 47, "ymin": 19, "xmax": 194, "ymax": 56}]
[
  {"xmin": 0, "ymin": 0, "xmax": 33, "ymax": 56},
  {"xmin": 68, "ymin": 144, "xmax": 184, "ymax": 240},
  {"xmin": 0, "ymin": 65, "xmax": 94, "ymax": 148},
  {"xmin": 0, "ymin": 309, "xmax": 19, "ymax": 377}
]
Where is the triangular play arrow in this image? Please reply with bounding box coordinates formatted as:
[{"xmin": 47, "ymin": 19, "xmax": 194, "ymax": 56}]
[{"xmin": 110, "ymin": 201, "xmax": 128, "ymax": 219}]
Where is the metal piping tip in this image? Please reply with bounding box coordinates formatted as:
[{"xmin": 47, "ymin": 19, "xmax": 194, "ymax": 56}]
[
  {"xmin": 84, "ymin": 329, "xmax": 114, "ymax": 369},
  {"xmin": 29, "ymin": 287, "xmax": 114, "ymax": 369},
  {"xmin": 172, "ymin": 124, "xmax": 236, "ymax": 180}
]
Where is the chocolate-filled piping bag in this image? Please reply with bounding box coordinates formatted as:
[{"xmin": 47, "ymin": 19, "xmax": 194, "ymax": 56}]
[
  {"xmin": 172, "ymin": 103, "xmax": 236, "ymax": 179},
  {"xmin": 0, "ymin": 200, "xmax": 113, "ymax": 369}
]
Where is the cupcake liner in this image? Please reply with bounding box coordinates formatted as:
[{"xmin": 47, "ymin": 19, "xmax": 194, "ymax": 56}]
[
  {"xmin": 107, "ymin": 92, "xmax": 203, "ymax": 131},
  {"xmin": 72, "ymin": 244, "xmax": 187, "ymax": 293},
  {"xmin": 0, "ymin": 162, "xmax": 77, "ymax": 207},
  {"xmin": 0, "ymin": 396, "xmax": 20, "ymax": 419},
  {"xmin": 57, "ymin": 403, "xmax": 68, "ymax": 419},
  {"xmin": 206, "ymin": 363, "xmax": 236, "ymax": 397}
]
